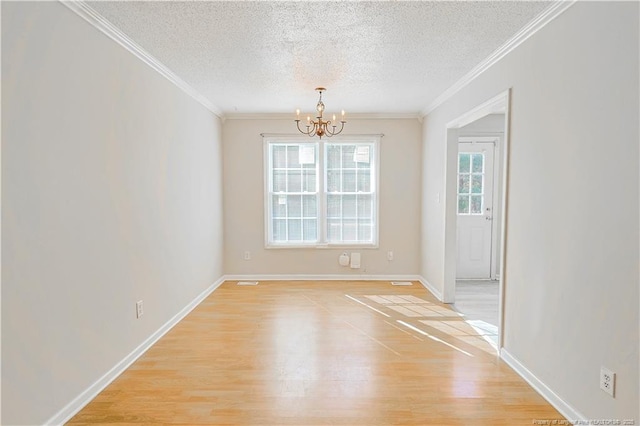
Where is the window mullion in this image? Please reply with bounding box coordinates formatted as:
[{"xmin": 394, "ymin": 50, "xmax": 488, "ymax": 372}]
[
  {"xmin": 318, "ymin": 142, "xmax": 325, "ymax": 244},
  {"xmin": 285, "ymin": 146, "xmax": 290, "ymax": 241},
  {"xmin": 299, "ymin": 162, "xmax": 304, "ymax": 241},
  {"xmin": 342, "ymin": 146, "xmax": 346, "ymax": 242},
  {"xmin": 355, "ymin": 166, "xmax": 359, "ymax": 240}
]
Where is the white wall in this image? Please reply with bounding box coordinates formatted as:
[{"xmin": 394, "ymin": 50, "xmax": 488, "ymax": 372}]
[
  {"xmin": 421, "ymin": 2, "xmax": 638, "ymax": 421},
  {"xmin": 223, "ymin": 118, "xmax": 422, "ymax": 277},
  {"xmin": 2, "ymin": 3, "xmax": 224, "ymax": 424}
]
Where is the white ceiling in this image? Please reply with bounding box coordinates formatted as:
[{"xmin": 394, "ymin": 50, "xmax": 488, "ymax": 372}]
[{"xmin": 87, "ymin": 1, "xmax": 552, "ymax": 116}]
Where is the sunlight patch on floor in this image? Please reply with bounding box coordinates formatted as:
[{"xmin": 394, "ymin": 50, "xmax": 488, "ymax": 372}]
[{"xmin": 346, "ymin": 294, "xmax": 497, "ymax": 356}]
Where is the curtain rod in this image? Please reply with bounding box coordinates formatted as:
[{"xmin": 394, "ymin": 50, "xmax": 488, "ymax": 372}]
[{"xmin": 260, "ymin": 133, "xmax": 384, "ymax": 138}]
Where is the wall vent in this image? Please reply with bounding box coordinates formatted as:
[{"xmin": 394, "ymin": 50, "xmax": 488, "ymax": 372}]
[
  {"xmin": 391, "ymin": 281, "xmax": 413, "ymax": 286},
  {"xmin": 237, "ymin": 281, "xmax": 259, "ymax": 286}
]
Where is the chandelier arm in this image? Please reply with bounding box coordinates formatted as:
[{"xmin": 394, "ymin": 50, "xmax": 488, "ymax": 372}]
[
  {"xmin": 324, "ymin": 121, "xmax": 336, "ymax": 136},
  {"xmin": 296, "ymin": 120, "xmax": 312, "ymax": 135},
  {"xmin": 295, "ymin": 120, "xmax": 306, "ymax": 133},
  {"xmin": 332, "ymin": 121, "xmax": 345, "ymax": 136}
]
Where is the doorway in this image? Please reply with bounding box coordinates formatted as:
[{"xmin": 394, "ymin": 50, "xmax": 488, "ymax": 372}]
[
  {"xmin": 442, "ymin": 90, "xmax": 510, "ymax": 350},
  {"xmin": 456, "ymin": 137, "xmax": 498, "ymax": 279}
]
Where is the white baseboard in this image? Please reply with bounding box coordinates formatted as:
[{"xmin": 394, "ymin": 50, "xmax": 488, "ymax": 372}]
[
  {"xmin": 223, "ymin": 274, "xmax": 424, "ymax": 282},
  {"xmin": 417, "ymin": 276, "xmax": 443, "ymax": 301},
  {"xmin": 224, "ymin": 275, "xmax": 445, "ymax": 303},
  {"xmin": 46, "ymin": 276, "xmax": 226, "ymax": 425},
  {"xmin": 500, "ymin": 349, "xmax": 586, "ymax": 422}
]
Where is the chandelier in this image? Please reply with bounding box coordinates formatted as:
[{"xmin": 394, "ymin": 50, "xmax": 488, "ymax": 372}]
[{"xmin": 295, "ymin": 87, "xmax": 346, "ymax": 139}]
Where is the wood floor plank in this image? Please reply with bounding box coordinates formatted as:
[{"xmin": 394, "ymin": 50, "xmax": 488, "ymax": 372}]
[{"xmin": 67, "ymin": 280, "xmax": 564, "ymax": 425}]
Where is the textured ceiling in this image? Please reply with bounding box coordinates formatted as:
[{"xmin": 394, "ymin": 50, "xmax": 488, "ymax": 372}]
[{"xmin": 87, "ymin": 1, "xmax": 551, "ymax": 115}]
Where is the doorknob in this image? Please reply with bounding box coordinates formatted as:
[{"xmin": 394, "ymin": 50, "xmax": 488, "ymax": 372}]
[{"xmin": 485, "ymin": 216, "xmax": 493, "ymax": 221}]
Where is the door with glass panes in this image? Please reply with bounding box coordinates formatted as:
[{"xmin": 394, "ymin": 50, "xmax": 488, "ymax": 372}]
[{"xmin": 456, "ymin": 141, "xmax": 495, "ymax": 279}]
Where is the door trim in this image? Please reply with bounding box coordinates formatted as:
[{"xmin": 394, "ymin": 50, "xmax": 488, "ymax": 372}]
[{"xmin": 442, "ymin": 89, "xmax": 511, "ymax": 351}]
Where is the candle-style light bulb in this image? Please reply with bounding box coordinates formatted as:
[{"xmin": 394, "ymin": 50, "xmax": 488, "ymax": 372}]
[
  {"xmin": 341, "ymin": 110, "xmax": 346, "ymax": 122},
  {"xmin": 307, "ymin": 116, "xmax": 311, "ymax": 124},
  {"xmin": 333, "ymin": 114, "xmax": 336, "ymax": 122},
  {"xmin": 296, "ymin": 109, "xmax": 300, "ymax": 119}
]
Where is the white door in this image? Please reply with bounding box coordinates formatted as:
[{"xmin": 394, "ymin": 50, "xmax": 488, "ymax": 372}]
[{"xmin": 456, "ymin": 141, "xmax": 495, "ymax": 279}]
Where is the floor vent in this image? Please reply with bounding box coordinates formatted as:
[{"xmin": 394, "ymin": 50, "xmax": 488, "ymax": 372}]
[
  {"xmin": 237, "ymin": 281, "xmax": 259, "ymax": 286},
  {"xmin": 391, "ymin": 281, "xmax": 413, "ymax": 286}
]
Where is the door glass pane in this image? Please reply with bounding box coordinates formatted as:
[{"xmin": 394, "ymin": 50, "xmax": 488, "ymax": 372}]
[
  {"xmin": 472, "ymin": 154, "xmax": 483, "ymax": 173},
  {"xmin": 459, "ymin": 154, "xmax": 470, "ymax": 173},
  {"xmin": 458, "ymin": 175, "xmax": 470, "ymax": 194},
  {"xmin": 458, "ymin": 196, "xmax": 469, "ymax": 214},
  {"xmin": 470, "ymin": 195, "xmax": 482, "ymax": 214},
  {"xmin": 471, "ymin": 175, "xmax": 483, "ymax": 194}
]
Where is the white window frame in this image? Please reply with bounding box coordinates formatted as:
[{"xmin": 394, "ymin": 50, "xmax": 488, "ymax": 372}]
[{"xmin": 264, "ymin": 135, "xmax": 380, "ymax": 248}]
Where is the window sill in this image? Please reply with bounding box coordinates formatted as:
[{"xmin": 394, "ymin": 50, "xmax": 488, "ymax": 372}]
[{"xmin": 265, "ymin": 243, "xmax": 379, "ymax": 250}]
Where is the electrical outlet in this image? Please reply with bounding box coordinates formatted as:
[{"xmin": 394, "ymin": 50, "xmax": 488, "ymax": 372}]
[
  {"xmin": 243, "ymin": 251, "xmax": 251, "ymax": 260},
  {"xmin": 136, "ymin": 300, "xmax": 144, "ymax": 319},
  {"xmin": 387, "ymin": 250, "xmax": 394, "ymax": 261},
  {"xmin": 600, "ymin": 367, "xmax": 615, "ymax": 397}
]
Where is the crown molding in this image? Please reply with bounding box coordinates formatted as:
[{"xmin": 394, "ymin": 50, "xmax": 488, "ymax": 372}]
[
  {"xmin": 60, "ymin": 1, "xmax": 223, "ymax": 118},
  {"xmin": 61, "ymin": 0, "xmax": 574, "ymax": 122},
  {"xmin": 224, "ymin": 112, "xmax": 421, "ymax": 121},
  {"xmin": 421, "ymin": 0, "xmax": 576, "ymax": 117}
]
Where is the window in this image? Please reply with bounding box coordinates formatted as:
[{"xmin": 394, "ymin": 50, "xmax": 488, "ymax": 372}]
[
  {"xmin": 457, "ymin": 152, "xmax": 484, "ymax": 215},
  {"xmin": 265, "ymin": 137, "xmax": 378, "ymax": 247}
]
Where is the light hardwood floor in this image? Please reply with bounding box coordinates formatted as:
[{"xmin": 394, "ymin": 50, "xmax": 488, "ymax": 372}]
[
  {"xmin": 454, "ymin": 280, "xmax": 500, "ymax": 327},
  {"xmin": 68, "ymin": 280, "xmax": 563, "ymax": 425},
  {"xmin": 453, "ymin": 280, "xmax": 500, "ymax": 347}
]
